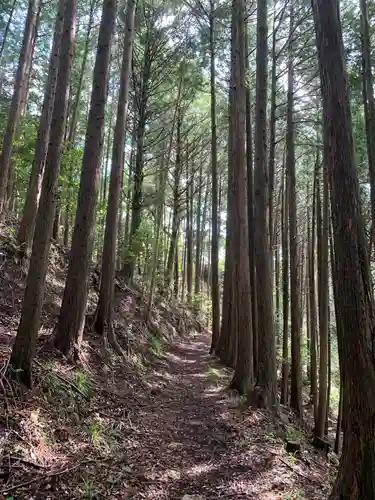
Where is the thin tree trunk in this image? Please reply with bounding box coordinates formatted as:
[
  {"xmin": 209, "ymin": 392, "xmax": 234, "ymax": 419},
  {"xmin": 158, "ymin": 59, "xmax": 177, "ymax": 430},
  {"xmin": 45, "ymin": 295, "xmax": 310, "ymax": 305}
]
[
  {"xmin": 210, "ymin": 0, "xmax": 220, "ymax": 353},
  {"xmin": 54, "ymin": 0, "xmax": 117, "ymax": 356},
  {"xmin": 0, "ymin": 0, "xmax": 40, "ymax": 213},
  {"xmin": 124, "ymin": 40, "xmax": 151, "ymax": 282},
  {"xmin": 186, "ymin": 160, "xmax": 193, "ymax": 304},
  {"xmin": 17, "ymin": 0, "xmax": 59, "ymax": 256},
  {"xmin": 9, "ymin": 0, "xmax": 76, "ymax": 386},
  {"xmin": 0, "ymin": 0, "xmax": 17, "ymax": 64},
  {"xmin": 146, "ymin": 154, "xmax": 167, "ymax": 321},
  {"xmin": 268, "ymin": 5, "xmax": 277, "ymax": 251},
  {"xmin": 245, "ymin": 21, "xmax": 257, "ymax": 378},
  {"xmin": 281, "ymin": 162, "xmax": 289, "ymax": 405},
  {"xmin": 309, "ymin": 155, "xmax": 319, "ymax": 418},
  {"xmin": 64, "ymin": 0, "xmax": 97, "ymax": 248},
  {"xmin": 334, "ymin": 378, "xmax": 343, "ymax": 454},
  {"xmin": 165, "ymin": 110, "xmax": 182, "ymax": 291},
  {"xmin": 360, "ymin": 0, "xmax": 375, "ymax": 252},
  {"xmin": 316, "ymin": 160, "xmax": 329, "ymax": 438},
  {"xmin": 194, "ymin": 159, "xmax": 203, "ymax": 295},
  {"xmin": 93, "ymin": 0, "xmax": 136, "ymax": 343},
  {"xmin": 287, "ymin": 5, "xmax": 302, "ymax": 414},
  {"xmin": 174, "ymin": 235, "xmax": 179, "ymax": 298}
]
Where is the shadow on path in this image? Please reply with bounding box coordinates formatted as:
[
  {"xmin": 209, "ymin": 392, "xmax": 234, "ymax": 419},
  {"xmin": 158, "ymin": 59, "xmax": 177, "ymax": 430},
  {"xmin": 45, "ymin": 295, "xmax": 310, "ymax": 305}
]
[{"xmin": 121, "ymin": 331, "xmax": 326, "ymax": 499}]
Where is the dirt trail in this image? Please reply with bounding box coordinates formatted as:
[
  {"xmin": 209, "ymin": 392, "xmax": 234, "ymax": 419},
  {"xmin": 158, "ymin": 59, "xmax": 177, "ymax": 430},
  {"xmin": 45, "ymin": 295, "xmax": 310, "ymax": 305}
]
[
  {"xmin": 120, "ymin": 331, "xmax": 327, "ymax": 499},
  {"xmin": 0, "ymin": 325, "xmax": 330, "ymax": 500}
]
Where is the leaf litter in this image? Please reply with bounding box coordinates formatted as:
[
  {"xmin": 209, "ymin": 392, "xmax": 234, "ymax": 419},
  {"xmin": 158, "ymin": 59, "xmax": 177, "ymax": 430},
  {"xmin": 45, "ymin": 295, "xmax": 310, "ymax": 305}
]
[{"xmin": 0, "ymin": 234, "xmax": 335, "ymax": 499}]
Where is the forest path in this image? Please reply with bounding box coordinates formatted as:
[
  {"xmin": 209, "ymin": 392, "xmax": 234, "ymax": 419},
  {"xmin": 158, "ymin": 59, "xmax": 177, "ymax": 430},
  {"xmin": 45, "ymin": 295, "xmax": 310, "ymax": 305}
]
[{"xmin": 119, "ymin": 330, "xmax": 322, "ymax": 499}]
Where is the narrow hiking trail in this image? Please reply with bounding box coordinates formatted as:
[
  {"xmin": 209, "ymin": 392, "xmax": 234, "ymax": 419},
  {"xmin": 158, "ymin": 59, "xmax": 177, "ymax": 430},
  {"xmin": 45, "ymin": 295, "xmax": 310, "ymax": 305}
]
[
  {"xmin": 115, "ymin": 331, "xmax": 329, "ymax": 500},
  {"xmin": 0, "ymin": 316, "xmax": 331, "ymax": 500}
]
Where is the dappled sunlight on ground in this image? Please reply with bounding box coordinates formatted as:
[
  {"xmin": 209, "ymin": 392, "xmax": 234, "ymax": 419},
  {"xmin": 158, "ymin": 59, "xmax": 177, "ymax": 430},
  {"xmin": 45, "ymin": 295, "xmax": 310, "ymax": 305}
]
[{"xmin": 0, "ymin": 244, "xmax": 333, "ymax": 500}]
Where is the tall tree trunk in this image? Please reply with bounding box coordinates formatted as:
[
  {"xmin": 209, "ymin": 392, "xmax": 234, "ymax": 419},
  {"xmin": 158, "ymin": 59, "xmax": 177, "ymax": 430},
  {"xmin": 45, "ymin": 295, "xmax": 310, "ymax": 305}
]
[
  {"xmin": 9, "ymin": 2, "xmax": 40, "ymax": 212},
  {"xmin": 165, "ymin": 110, "xmax": 182, "ymax": 291},
  {"xmin": 93, "ymin": 0, "xmax": 136, "ymax": 344},
  {"xmin": 17, "ymin": 0, "xmax": 65, "ymax": 256},
  {"xmin": 330, "ymin": 217, "xmax": 343, "ymax": 454},
  {"xmin": 63, "ymin": 0, "xmax": 97, "ymax": 247},
  {"xmin": 245, "ymin": 21, "xmax": 257, "ymax": 378},
  {"xmin": 226, "ymin": 0, "xmax": 253, "ymax": 395},
  {"xmin": 275, "ymin": 183, "xmax": 282, "ymax": 351},
  {"xmin": 210, "ymin": 0, "xmax": 220, "ymax": 353},
  {"xmin": 316, "ymin": 162, "xmax": 329, "ymax": 438},
  {"xmin": 123, "ymin": 40, "xmax": 151, "ymax": 282},
  {"xmin": 309, "ymin": 155, "xmax": 319, "ymax": 417},
  {"xmin": 0, "ymin": 0, "xmax": 40, "ymax": 213},
  {"xmin": 268, "ymin": 6, "xmax": 277, "ymax": 251},
  {"xmin": 146, "ymin": 153, "xmax": 167, "ymax": 321},
  {"xmin": 9, "ymin": 0, "xmax": 76, "ymax": 386},
  {"xmin": 123, "ymin": 119, "xmax": 136, "ymax": 247},
  {"xmin": 360, "ymin": 0, "xmax": 375, "ymax": 252},
  {"xmin": 54, "ymin": 0, "xmax": 117, "ymax": 356},
  {"xmin": 287, "ymin": 5, "xmax": 302, "ymax": 414},
  {"xmin": 194, "ymin": 159, "xmax": 203, "ymax": 295},
  {"xmin": 281, "ymin": 163, "xmax": 289, "ymax": 405},
  {"xmin": 252, "ymin": 0, "xmax": 277, "ymax": 408},
  {"xmin": 312, "ymin": 0, "xmax": 375, "ymax": 497},
  {"xmin": 186, "ymin": 160, "xmax": 193, "ymax": 304}
]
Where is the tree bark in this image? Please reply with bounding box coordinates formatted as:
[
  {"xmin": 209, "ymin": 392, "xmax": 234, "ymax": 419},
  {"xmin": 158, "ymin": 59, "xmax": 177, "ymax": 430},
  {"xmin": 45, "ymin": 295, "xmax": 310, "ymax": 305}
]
[
  {"xmin": 209, "ymin": 0, "xmax": 220, "ymax": 353},
  {"xmin": 245, "ymin": 21, "xmax": 257, "ymax": 378},
  {"xmin": 9, "ymin": 0, "xmax": 76, "ymax": 386},
  {"xmin": 360, "ymin": 0, "xmax": 375, "ymax": 253},
  {"xmin": 287, "ymin": 5, "xmax": 302, "ymax": 415},
  {"xmin": 0, "ymin": 0, "xmax": 40, "ymax": 213},
  {"xmin": 165, "ymin": 109, "xmax": 183, "ymax": 291},
  {"xmin": 93, "ymin": 0, "xmax": 136, "ymax": 339},
  {"xmin": 312, "ymin": 0, "xmax": 375, "ymax": 497},
  {"xmin": 226, "ymin": 0, "xmax": 253, "ymax": 395},
  {"xmin": 54, "ymin": 0, "xmax": 117, "ymax": 356},
  {"xmin": 123, "ymin": 38, "xmax": 151, "ymax": 282},
  {"xmin": 186, "ymin": 157, "xmax": 193, "ymax": 304},
  {"xmin": 309, "ymin": 155, "xmax": 319, "ymax": 418},
  {"xmin": 268, "ymin": 6, "xmax": 277, "ymax": 251},
  {"xmin": 251, "ymin": 0, "xmax": 277, "ymax": 408},
  {"xmin": 316, "ymin": 161, "xmax": 329, "ymax": 438},
  {"xmin": 281, "ymin": 163, "xmax": 289, "ymax": 405},
  {"xmin": 194, "ymin": 158, "xmax": 203, "ymax": 296},
  {"xmin": 16, "ymin": 0, "xmax": 65, "ymax": 256}
]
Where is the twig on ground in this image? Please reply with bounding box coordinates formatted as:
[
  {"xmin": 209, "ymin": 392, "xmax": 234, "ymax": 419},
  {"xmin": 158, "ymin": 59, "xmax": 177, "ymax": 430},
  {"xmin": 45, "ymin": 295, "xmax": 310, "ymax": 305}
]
[
  {"xmin": 0, "ymin": 458, "xmax": 95, "ymax": 494},
  {"xmin": 10, "ymin": 455, "xmax": 48, "ymax": 468},
  {"xmin": 277, "ymin": 456, "xmax": 317, "ymax": 482}
]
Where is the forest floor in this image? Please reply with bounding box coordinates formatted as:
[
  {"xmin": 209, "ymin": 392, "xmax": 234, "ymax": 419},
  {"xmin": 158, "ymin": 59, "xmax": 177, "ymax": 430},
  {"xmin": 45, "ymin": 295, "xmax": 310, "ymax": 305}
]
[{"xmin": 0, "ymin": 230, "xmax": 334, "ymax": 499}]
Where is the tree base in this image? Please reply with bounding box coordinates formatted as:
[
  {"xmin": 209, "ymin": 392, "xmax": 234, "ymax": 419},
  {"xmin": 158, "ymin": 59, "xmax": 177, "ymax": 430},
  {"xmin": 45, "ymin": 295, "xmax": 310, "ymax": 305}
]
[
  {"xmin": 230, "ymin": 375, "xmax": 253, "ymax": 395},
  {"xmin": 248, "ymin": 385, "xmax": 277, "ymax": 411}
]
